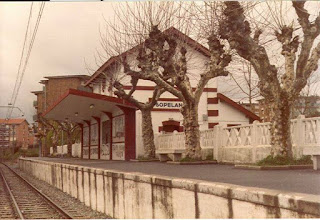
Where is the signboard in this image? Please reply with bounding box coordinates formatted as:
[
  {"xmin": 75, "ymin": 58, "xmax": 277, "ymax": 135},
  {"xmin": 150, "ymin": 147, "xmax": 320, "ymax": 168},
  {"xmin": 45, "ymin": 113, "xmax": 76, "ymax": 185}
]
[
  {"xmin": 83, "ymin": 146, "xmax": 89, "ymax": 159},
  {"xmin": 100, "ymin": 143, "xmax": 110, "ymax": 160},
  {"xmin": 90, "ymin": 123, "xmax": 98, "ymax": 146},
  {"xmin": 155, "ymin": 101, "xmax": 183, "ymax": 109},
  {"xmin": 101, "ymin": 120, "xmax": 111, "ymax": 160},
  {"xmin": 113, "ymin": 115, "xmax": 125, "ymax": 143},
  {"xmin": 112, "ymin": 143, "xmax": 125, "ymax": 160},
  {"xmin": 83, "ymin": 127, "xmax": 89, "ymax": 147},
  {"xmin": 90, "ymin": 146, "xmax": 98, "ymax": 159}
]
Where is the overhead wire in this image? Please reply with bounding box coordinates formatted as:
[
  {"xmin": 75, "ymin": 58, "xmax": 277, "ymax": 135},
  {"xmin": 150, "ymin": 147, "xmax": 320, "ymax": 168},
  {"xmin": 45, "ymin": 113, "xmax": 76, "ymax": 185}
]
[
  {"xmin": 6, "ymin": 2, "xmax": 33, "ymax": 119},
  {"xmin": 7, "ymin": 2, "xmax": 46, "ymax": 119}
]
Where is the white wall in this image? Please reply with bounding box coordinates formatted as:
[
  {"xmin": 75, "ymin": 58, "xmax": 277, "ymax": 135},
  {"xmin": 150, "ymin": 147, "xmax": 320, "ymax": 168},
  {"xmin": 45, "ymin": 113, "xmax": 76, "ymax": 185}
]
[
  {"xmin": 19, "ymin": 158, "xmax": 320, "ymax": 219},
  {"xmin": 215, "ymin": 99, "xmax": 250, "ymax": 126}
]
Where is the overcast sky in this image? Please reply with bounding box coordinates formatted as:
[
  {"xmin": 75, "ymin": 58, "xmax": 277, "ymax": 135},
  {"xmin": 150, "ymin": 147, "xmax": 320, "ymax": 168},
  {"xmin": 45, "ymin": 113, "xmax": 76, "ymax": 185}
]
[
  {"xmin": 1, "ymin": 2, "xmax": 319, "ymax": 124},
  {"xmin": 0, "ymin": 2, "xmax": 116, "ymax": 123}
]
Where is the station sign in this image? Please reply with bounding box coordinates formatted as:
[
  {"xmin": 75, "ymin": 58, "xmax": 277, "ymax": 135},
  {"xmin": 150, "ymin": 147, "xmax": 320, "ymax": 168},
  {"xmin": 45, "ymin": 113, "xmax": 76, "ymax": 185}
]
[{"xmin": 155, "ymin": 101, "xmax": 183, "ymax": 109}]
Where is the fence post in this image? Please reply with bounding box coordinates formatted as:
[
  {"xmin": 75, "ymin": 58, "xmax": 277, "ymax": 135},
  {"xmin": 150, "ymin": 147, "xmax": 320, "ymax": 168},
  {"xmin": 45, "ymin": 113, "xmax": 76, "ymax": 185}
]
[
  {"xmin": 296, "ymin": 115, "xmax": 305, "ymax": 152},
  {"xmin": 216, "ymin": 125, "xmax": 227, "ymax": 162},
  {"xmin": 251, "ymin": 120, "xmax": 258, "ymax": 163},
  {"xmin": 213, "ymin": 126, "xmax": 219, "ymax": 161}
]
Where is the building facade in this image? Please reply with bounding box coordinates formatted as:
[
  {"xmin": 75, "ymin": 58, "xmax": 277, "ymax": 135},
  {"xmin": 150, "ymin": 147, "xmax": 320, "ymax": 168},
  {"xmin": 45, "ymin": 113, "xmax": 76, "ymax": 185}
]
[
  {"xmin": 0, "ymin": 118, "xmax": 33, "ymax": 150},
  {"xmin": 258, "ymin": 96, "xmax": 320, "ymax": 122},
  {"xmin": 40, "ymin": 28, "xmax": 260, "ymax": 160},
  {"xmin": 32, "ymin": 75, "xmax": 91, "ymax": 156}
]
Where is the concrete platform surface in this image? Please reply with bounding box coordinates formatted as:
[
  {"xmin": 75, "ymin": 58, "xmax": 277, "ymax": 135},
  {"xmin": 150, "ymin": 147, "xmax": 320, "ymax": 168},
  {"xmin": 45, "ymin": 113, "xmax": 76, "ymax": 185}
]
[{"xmin": 32, "ymin": 157, "xmax": 320, "ymax": 195}]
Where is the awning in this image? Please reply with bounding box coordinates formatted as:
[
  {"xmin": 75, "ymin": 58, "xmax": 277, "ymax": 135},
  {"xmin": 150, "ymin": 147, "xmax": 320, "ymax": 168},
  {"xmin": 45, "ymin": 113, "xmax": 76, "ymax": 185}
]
[{"xmin": 43, "ymin": 89, "xmax": 136, "ymax": 123}]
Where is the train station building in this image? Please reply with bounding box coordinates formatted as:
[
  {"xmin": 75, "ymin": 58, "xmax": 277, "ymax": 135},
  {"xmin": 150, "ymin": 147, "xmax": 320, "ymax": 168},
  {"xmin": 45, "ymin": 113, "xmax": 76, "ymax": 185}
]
[{"xmin": 40, "ymin": 28, "xmax": 260, "ymax": 160}]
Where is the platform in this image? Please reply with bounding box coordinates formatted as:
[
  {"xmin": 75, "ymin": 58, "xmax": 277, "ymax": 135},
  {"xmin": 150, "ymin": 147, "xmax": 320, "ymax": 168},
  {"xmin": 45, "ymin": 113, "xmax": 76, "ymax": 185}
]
[{"xmin": 28, "ymin": 157, "xmax": 320, "ymax": 195}]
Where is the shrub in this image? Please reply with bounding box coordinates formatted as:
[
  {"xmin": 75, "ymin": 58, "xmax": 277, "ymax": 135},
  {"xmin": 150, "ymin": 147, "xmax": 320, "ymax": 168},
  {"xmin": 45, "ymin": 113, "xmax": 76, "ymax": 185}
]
[
  {"xmin": 0, "ymin": 148, "xmax": 39, "ymax": 161},
  {"xmin": 137, "ymin": 155, "xmax": 155, "ymax": 161},
  {"xmin": 205, "ymin": 154, "xmax": 214, "ymax": 161},
  {"xmin": 256, "ymin": 155, "xmax": 312, "ymax": 166}
]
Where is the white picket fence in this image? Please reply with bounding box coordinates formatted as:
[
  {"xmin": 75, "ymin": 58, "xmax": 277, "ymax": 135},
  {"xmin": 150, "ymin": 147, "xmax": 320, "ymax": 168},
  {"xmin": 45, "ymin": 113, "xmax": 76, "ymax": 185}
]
[{"xmin": 155, "ymin": 115, "xmax": 320, "ymax": 163}]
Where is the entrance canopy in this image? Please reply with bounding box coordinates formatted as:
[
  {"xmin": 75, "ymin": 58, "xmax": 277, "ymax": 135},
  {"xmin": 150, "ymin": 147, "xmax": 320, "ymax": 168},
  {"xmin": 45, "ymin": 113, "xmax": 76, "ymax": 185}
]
[{"xmin": 43, "ymin": 89, "xmax": 136, "ymax": 123}]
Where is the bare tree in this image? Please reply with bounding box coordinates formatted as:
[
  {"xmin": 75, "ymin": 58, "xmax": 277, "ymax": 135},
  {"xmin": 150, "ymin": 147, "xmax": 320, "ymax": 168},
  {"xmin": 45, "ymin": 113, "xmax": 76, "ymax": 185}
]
[
  {"xmin": 57, "ymin": 122, "xmax": 79, "ymax": 157},
  {"xmin": 121, "ymin": 25, "xmax": 231, "ymax": 159},
  {"xmin": 37, "ymin": 114, "xmax": 60, "ymax": 155},
  {"xmin": 91, "ymin": 2, "xmax": 232, "ymax": 160},
  {"xmin": 220, "ymin": 1, "xmax": 320, "ymax": 158},
  {"xmin": 219, "ymin": 56, "xmax": 261, "ymax": 109},
  {"xmin": 90, "ymin": 2, "xmax": 190, "ymax": 159},
  {"xmin": 38, "ymin": 114, "xmax": 79, "ymax": 156}
]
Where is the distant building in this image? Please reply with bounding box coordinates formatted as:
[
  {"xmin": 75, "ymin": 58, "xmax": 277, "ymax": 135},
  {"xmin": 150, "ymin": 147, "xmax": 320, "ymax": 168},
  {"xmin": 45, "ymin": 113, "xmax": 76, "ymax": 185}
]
[
  {"xmin": 257, "ymin": 96, "xmax": 320, "ymax": 122},
  {"xmin": 31, "ymin": 75, "xmax": 90, "ymax": 155},
  {"xmin": 292, "ymin": 95, "xmax": 320, "ymax": 118},
  {"xmin": 32, "ymin": 75, "xmax": 91, "ymax": 117},
  {"xmin": 0, "ymin": 118, "xmax": 34, "ymax": 150}
]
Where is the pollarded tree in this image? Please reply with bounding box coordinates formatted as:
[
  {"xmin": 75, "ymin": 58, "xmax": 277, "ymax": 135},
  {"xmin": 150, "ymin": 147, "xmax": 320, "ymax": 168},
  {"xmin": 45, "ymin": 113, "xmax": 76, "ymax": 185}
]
[
  {"xmin": 122, "ymin": 25, "xmax": 231, "ymax": 159},
  {"xmin": 38, "ymin": 115, "xmax": 60, "ymax": 154},
  {"xmin": 220, "ymin": 1, "xmax": 320, "ymax": 158},
  {"xmin": 93, "ymin": 2, "xmax": 188, "ymax": 159},
  {"xmin": 57, "ymin": 122, "xmax": 79, "ymax": 157},
  {"xmin": 113, "ymin": 80, "xmax": 164, "ymax": 158}
]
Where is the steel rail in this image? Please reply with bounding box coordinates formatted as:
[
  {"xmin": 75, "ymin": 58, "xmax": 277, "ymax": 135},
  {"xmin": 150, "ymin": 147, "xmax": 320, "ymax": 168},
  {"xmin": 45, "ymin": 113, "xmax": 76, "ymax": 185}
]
[
  {"xmin": 0, "ymin": 169, "xmax": 24, "ymax": 219},
  {"xmin": 0, "ymin": 163, "xmax": 73, "ymax": 219}
]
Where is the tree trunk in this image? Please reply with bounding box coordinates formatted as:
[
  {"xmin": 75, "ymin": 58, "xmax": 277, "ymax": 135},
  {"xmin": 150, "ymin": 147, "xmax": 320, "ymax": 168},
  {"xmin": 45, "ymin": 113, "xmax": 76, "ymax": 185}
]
[
  {"xmin": 66, "ymin": 132, "xmax": 72, "ymax": 157},
  {"xmin": 141, "ymin": 108, "xmax": 156, "ymax": 158},
  {"xmin": 269, "ymin": 96, "xmax": 293, "ymax": 158},
  {"xmin": 42, "ymin": 137, "xmax": 48, "ymax": 156},
  {"xmin": 181, "ymin": 103, "xmax": 201, "ymax": 159},
  {"xmin": 53, "ymin": 146, "xmax": 57, "ymax": 154}
]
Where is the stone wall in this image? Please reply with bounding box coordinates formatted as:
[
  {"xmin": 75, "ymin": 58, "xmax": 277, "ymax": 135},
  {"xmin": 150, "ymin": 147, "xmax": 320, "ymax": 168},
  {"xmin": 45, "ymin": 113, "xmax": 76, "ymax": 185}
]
[{"xmin": 19, "ymin": 158, "xmax": 320, "ymax": 218}]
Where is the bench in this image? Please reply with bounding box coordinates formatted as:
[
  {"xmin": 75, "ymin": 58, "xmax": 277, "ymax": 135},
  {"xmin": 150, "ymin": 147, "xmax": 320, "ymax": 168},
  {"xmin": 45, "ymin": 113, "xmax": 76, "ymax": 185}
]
[
  {"xmin": 156, "ymin": 149, "xmax": 185, "ymax": 162},
  {"xmin": 303, "ymin": 147, "xmax": 320, "ymax": 170}
]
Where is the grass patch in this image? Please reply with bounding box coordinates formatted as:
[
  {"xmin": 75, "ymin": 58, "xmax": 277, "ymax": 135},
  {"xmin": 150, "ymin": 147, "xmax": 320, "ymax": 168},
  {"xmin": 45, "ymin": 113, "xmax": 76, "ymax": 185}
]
[
  {"xmin": 180, "ymin": 154, "xmax": 216, "ymax": 162},
  {"xmin": 137, "ymin": 155, "xmax": 156, "ymax": 161},
  {"xmin": 180, "ymin": 157, "xmax": 200, "ymax": 162},
  {"xmin": 256, "ymin": 155, "xmax": 312, "ymax": 166}
]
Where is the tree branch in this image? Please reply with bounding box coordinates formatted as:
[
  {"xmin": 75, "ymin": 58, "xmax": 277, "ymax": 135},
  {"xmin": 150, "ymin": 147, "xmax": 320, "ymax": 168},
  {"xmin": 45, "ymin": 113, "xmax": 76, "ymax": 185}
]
[{"xmin": 292, "ymin": 1, "xmax": 320, "ymax": 79}]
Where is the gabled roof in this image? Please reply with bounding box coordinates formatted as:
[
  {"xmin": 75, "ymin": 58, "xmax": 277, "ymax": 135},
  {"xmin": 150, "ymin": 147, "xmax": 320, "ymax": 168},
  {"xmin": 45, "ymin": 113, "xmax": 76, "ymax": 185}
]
[
  {"xmin": 0, "ymin": 118, "xmax": 28, "ymax": 125},
  {"xmin": 84, "ymin": 27, "xmax": 210, "ymax": 87},
  {"xmin": 44, "ymin": 75, "xmax": 90, "ymax": 80},
  {"xmin": 217, "ymin": 93, "xmax": 261, "ymax": 122}
]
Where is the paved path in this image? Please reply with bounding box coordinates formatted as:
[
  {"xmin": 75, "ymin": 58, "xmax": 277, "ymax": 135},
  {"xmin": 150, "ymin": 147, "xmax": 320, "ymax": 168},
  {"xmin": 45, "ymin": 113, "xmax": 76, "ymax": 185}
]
[{"xmin": 32, "ymin": 157, "xmax": 320, "ymax": 195}]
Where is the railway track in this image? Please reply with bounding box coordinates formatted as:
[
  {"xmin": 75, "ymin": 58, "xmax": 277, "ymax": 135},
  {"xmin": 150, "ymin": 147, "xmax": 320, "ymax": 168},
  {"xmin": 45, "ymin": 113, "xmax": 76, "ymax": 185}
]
[{"xmin": 0, "ymin": 163, "xmax": 72, "ymax": 219}]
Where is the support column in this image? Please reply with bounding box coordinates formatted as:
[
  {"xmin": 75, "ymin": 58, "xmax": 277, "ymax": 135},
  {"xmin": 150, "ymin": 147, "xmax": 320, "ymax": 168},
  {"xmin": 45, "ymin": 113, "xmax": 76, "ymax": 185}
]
[
  {"xmin": 77, "ymin": 123, "xmax": 84, "ymax": 159},
  {"xmin": 92, "ymin": 117, "xmax": 101, "ymax": 159}
]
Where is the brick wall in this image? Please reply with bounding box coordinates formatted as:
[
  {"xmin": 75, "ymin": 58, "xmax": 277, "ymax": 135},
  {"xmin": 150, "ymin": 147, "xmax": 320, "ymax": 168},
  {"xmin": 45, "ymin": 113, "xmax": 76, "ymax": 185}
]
[
  {"xmin": 15, "ymin": 121, "xmax": 30, "ymax": 149},
  {"xmin": 45, "ymin": 78, "xmax": 83, "ymax": 110}
]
